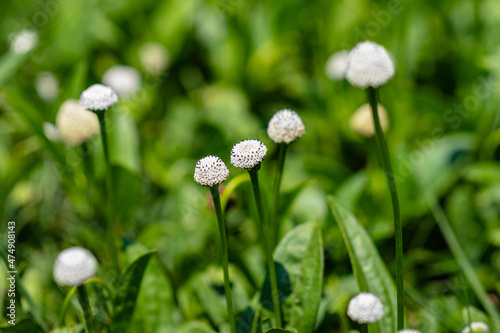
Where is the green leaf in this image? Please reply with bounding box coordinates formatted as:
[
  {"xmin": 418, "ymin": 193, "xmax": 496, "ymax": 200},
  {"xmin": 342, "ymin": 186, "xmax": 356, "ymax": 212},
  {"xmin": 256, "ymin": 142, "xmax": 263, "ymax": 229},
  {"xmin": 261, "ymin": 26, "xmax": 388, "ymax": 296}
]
[
  {"xmin": 328, "ymin": 196, "xmax": 397, "ymax": 333},
  {"xmin": 0, "ymin": 315, "xmax": 43, "ymax": 332},
  {"xmin": 112, "ymin": 250, "xmax": 157, "ymax": 332},
  {"xmin": 0, "ymin": 52, "xmax": 30, "ymax": 86},
  {"xmin": 264, "ymin": 328, "xmax": 295, "ymax": 333},
  {"xmin": 270, "ymin": 221, "xmax": 324, "ymax": 333}
]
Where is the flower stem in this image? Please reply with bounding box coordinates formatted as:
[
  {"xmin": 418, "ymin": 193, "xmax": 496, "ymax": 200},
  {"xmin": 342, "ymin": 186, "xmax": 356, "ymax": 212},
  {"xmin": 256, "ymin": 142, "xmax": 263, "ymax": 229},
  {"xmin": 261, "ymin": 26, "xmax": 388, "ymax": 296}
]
[
  {"xmin": 272, "ymin": 143, "xmax": 288, "ymax": 248},
  {"xmin": 77, "ymin": 285, "xmax": 96, "ymax": 333},
  {"xmin": 366, "ymin": 87, "xmax": 404, "ymax": 330},
  {"xmin": 95, "ymin": 111, "xmax": 120, "ymax": 276},
  {"xmin": 209, "ymin": 185, "xmax": 237, "ymax": 333},
  {"xmin": 248, "ymin": 168, "xmax": 283, "ymax": 328},
  {"xmin": 360, "ymin": 323, "xmax": 368, "ymax": 333}
]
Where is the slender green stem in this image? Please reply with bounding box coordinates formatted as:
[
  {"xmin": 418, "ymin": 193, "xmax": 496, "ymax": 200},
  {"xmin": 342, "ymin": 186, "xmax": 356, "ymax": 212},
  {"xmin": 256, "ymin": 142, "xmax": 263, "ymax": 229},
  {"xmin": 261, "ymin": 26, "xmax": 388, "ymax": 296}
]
[
  {"xmin": 210, "ymin": 185, "xmax": 237, "ymax": 333},
  {"xmin": 272, "ymin": 143, "xmax": 288, "ymax": 248},
  {"xmin": 423, "ymin": 189, "xmax": 500, "ymax": 331},
  {"xmin": 95, "ymin": 111, "xmax": 120, "ymax": 276},
  {"xmin": 460, "ymin": 270, "xmax": 473, "ymax": 333},
  {"xmin": 248, "ymin": 168, "xmax": 282, "ymax": 328},
  {"xmin": 366, "ymin": 87, "xmax": 404, "ymax": 330},
  {"xmin": 77, "ymin": 285, "xmax": 96, "ymax": 333},
  {"xmin": 360, "ymin": 323, "xmax": 369, "ymax": 333},
  {"xmin": 80, "ymin": 141, "xmax": 93, "ymax": 182}
]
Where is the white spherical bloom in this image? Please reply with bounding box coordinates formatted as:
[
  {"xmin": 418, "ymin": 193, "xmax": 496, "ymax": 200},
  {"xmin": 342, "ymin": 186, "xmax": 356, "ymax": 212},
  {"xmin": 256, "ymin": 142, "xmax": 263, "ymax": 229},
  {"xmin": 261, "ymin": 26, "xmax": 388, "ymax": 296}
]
[
  {"xmin": 349, "ymin": 103, "xmax": 389, "ymax": 138},
  {"xmin": 267, "ymin": 109, "xmax": 305, "ymax": 144},
  {"xmin": 139, "ymin": 42, "xmax": 169, "ymax": 74},
  {"xmin": 346, "ymin": 41, "xmax": 395, "ymax": 88},
  {"xmin": 53, "ymin": 247, "xmax": 98, "ymax": 287},
  {"xmin": 346, "ymin": 292, "xmax": 384, "ymax": 324},
  {"xmin": 102, "ymin": 65, "xmax": 142, "ymax": 97},
  {"xmin": 325, "ymin": 50, "xmax": 350, "ymax": 81},
  {"xmin": 10, "ymin": 30, "xmax": 38, "ymax": 54},
  {"xmin": 35, "ymin": 72, "xmax": 59, "ymax": 102},
  {"xmin": 397, "ymin": 330, "xmax": 421, "ymax": 333},
  {"xmin": 462, "ymin": 322, "xmax": 490, "ymax": 333},
  {"xmin": 56, "ymin": 100, "xmax": 100, "ymax": 146},
  {"xmin": 43, "ymin": 122, "xmax": 61, "ymax": 142},
  {"xmin": 79, "ymin": 84, "xmax": 118, "ymax": 111},
  {"xmin": 194, "ymin": 155, "xmax": 229, "ymax": 187},
  {"xmin": 231, "ymin": 140, "xmax": 267, "ymax": 169}
]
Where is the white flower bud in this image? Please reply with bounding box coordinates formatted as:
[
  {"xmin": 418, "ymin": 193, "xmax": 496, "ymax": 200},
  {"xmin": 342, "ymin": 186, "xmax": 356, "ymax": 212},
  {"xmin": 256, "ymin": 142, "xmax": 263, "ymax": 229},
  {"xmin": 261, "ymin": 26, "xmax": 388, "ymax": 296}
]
[
  {"xmin": 102, "ymin": 65, "xmax": 141, "ymax": 97},
  {"xmin": 35, "ymin": 72, "xmax": 59, "ymax": 102},
  {"xmin": 194, "ymin": 155, "xmax": 229, "ymax": 187},
  {"xmin": 349, "ymin": 103, "xmax": 389, "ymax": 138},
  {"xmin": 462, "ymin": 322, "xmax": 490, "ymax": 333},
  {"xmin": 346, "ymin": 292, "xmax": 384, "ymax": 324},
  {"xmin": 325, "ymin": 50, "xmax": 350, "ymax": 81},
  {"xmin": 53, "ymin": 247, "xmax": 98, "ymax": 287},
  {"xmin": 139, "ymin": 42, "xmax": 169, "ymax": 74},
  {"xmin": 79, "ymin": 84, "xmax": 118, "ymax": 111},
  {"xmin": 267, "ymin": 109, "xmax": 305, "ymax": 144},
  {"xmin": 346, "ymin": 41, "xmax": 395, "ymax": 88},
  {"xmin": 43, "ymin": 122, "xmax": 61, "ymax": 142},
  {"xmin": 56, "ymin": 100, "xmax": 100, "ymax": 146},
  {"xmin": 230, "ymin": 140, "xmax": 267, "ymax": 169},
  {"xmin": 10, "ymin": 30, "xmax": 38, "ymax": 54}
]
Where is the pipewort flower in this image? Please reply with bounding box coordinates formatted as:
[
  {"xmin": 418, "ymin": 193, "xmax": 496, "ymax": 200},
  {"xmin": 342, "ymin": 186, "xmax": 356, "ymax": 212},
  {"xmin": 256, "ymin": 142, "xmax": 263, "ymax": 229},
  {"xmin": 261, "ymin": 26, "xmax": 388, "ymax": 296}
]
[
  {"xmin": 346, "ymin": 41, "xmax": 395, "ymax": 88},
  {"xmin": 325, "ymin": 50, "xmax": 350, "ymax": 81},
  {"xmin": 56, "ymin": 100, "xmax": 100, "ymax": 146},
  {"xmin": 194, "ymin": 155, "xmax": 236, "ymax": 333},
  {"xmin": 462, "ymin": 322, "xmax": 490, "ymax": 333},
  {"xmin": 347, "ymin": 292, "xmax": 385, "ymax": 324},
  {"xmin": 102, "ymin": 65, "xmax": 142, "ymax": 97},
  {"xmin": 349, "ymin": 103, "xmax": 389, "ymax": 138}
]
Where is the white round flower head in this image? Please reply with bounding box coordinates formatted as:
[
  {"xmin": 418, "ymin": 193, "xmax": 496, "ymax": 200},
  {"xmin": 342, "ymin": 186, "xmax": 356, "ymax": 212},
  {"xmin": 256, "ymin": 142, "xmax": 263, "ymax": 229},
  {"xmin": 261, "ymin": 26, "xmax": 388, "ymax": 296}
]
[
  {"xmin": 346, "ymin": 41, "xmax": 395, "ymax": 88},
  {"xmin": 10, "ymin": 30, "xmax": 38, "ymax": 54},
  {"xmin": 35, "ymin": 72, "xmax": 59, "ymax": 102},
  {"xmin": 102, "ymin": 65, "xmax": 142, "ymax": 97},
  {"xmin": 231, "ymin": 140, "xmax": 268, "ymax": 169},
  {"xmin": 346, "ymin": 292, "xmax": 385, "ymax": 324},
  {"xmin": 194, "ymin": 155, "xmax": 229, "ymax": 187},
  {"xmin": 325, "ymin": 50, "xmax": 350, "ymax": 81},
  {"xmin": 79, "ymin": 84, "xmax": 118, "ymax": 111},
  {"xmin": 56, "ymin": 99, "xmax": 100, "ymax": 146},
  {"xmin": 397, "ymin": 330, "xmax": 421, "ymax": 333},
  {"xmin": 53, "ymin": 247, "xmax": 98, "ymax": 287},
  {"xmin": 267, "ymin": 109, "xmax": 305, "ymax": 144},
  {"xmin": 349, "ymin": 103, "xmax": 389, "ymax": 138},
  {"xmin": 462, "ymin": 322, "xmax": 490, "ymax": 333},
  {"xmin": 139, "ymin": 42, "xmax": 169, "ymax": 74}
]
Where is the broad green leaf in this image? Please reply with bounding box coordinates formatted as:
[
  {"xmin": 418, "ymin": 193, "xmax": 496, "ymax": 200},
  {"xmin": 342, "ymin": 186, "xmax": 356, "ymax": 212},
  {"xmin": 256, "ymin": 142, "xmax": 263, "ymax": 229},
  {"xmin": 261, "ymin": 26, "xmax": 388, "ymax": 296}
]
[
  {"xmin": 108, "ymin": 109, "xmax": 142, "ymax": 223},
  {"xmin": 328, "ymin": 196, "xmax": 397, "ymax": 333},
  {"xmin": 269, "ymin": 221, "xmax": 324, "ymax": 333},
  {"xmin": 113, "ymin": 250, "xmax": 157, "ymax": 332}
]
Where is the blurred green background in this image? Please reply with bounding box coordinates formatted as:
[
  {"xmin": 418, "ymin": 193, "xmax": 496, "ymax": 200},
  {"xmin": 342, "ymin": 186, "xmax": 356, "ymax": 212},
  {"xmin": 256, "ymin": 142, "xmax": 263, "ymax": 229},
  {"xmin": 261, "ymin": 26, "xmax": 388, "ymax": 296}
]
[{"xmin": 1, "ymin": 0, "xmax": 500, "ymax": 332}]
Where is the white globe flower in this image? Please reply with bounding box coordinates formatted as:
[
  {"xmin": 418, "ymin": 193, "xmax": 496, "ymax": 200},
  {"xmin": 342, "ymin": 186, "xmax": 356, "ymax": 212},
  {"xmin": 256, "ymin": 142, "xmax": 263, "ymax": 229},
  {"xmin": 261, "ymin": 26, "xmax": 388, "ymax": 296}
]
[
  {"xmin": 102, "ymin": 65, "xmax": 142, "ymax": 97},
  {"xmin": 349, "ymin": 103, "xmax": 389, "ymax": 138},
  {"xmin": 462, "ymin": 322, "xmax": 490, "ymax": 333},
  {"xmin": 79, "ymin": 84, "xmax": 118, "ymax": 111},
  {"xmin": 56, "ymin": 100, "xmax": 100, "ymax": 146},
  {"xmin": 325, "ymin": 50, "xmax": 350, "ymax": 81},
  {"xmin": 230, "ymin": 140, "xmax": 267, "ymax": 169},
  {"xmin": 139, "ymin": 42, "xmax": 169, "ymax": 74},
  {"xmin": 346, "ymin": 292, "xmax": 385, "ymax": 324},
  {"xmin": 267, "ymin": 109, "xmax": 305, "ymax": 144},
  {"xmin": 53, "ymin": 247, "xmax": 98, "ymax": 287},
  {"xmin": 194, "ymin": 155, "xmax": 229, "ymax": 187},
  {"xmin": 346, "ymin": 41, "xmax": 395, "ymax": 88},
  {"xmin": 35, "ymin": 72, "xmax": 59, "ymax": 102},
  {"xmin": 10, "ymin": 30, "xmax": 38, "ymax": 54}
]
